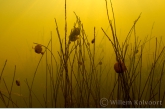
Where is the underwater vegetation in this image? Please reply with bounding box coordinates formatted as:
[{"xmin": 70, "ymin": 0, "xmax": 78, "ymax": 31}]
[{"xmin": 0, "ymin": 0, "xmax": 165, "ymax": 108}]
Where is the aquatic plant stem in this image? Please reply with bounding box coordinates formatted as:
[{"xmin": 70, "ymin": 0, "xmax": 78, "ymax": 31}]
[
  {"xmin": 7, "ymin": 65, "xmax": 16, "ymax": 107},
  {"xmin": 50, "ymin": 32, "xmax": 53, "ymax": 107},
  {"xmin": 29, "ymin": 39, "xmax": 52, "ymax": 107},
  {"xmin": 64, "ymin": 0, "xmax": 70, "ymax": 107},
  {"xmin": 0, "ymin": 60, "xmax": 7, "ymax": 82},
  {"xmin": 24, "ymin": 79, "xmax": 43, "ymax": 107},
  {"xmin": 0, "ymin": 90, "xmax": 7, "ymax": 107},
  {"xmin": 45, "ymin": 47, "xmax": 48, "ymax": 108},
  {"xmin": 0, "ymin": 91, "xmax": 19, "ymax": 107}
]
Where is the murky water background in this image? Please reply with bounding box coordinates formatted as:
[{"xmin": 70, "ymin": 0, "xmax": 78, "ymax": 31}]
[{"xmin": 0, "ymin": 0, "xmax": 165, "ymax": 107}]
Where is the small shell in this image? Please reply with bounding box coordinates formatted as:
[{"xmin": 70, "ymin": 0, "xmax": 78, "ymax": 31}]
[
  {"xmin": 34, "ymin": 44, "xmax": 44, "ymax": 55},
  {"xmin": 69, "ymin": 35, "xmax": 79, "ymax": 42},
  {"xmin": 72, "ymin": 28, "xmax": 80, "ymax": 36},
  {"xmin": 69, "ymin": 28, "xmax": 80, "ymax": 42},
  {"xmin": 114, "ymin": 61, "xmax": 127, "ymax": 73},
  {"xmin": 16, "ymin": 80, "xmax": 20, "ymax": 86}
]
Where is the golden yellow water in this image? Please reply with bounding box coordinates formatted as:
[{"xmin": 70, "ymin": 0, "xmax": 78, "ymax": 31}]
[
  {"xmin": 0, "ymin": 0, "xmax": 165, "ymax": 57},
  {"xmin": 0, "ymin": 0, "xmax": 165, "ymax": 107}
]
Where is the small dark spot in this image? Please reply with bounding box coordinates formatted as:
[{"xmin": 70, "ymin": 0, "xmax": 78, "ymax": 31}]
[
  {"xmin": 91, "ymin": 38, "xmax": 95, "ymax": 44},
  {"xmin": 99, "ymin": 61, "xmax": 102, "ymax": 65},
  {"xmin": 16, "ymin": 80, "xmax": 20, "ymax": 86}
]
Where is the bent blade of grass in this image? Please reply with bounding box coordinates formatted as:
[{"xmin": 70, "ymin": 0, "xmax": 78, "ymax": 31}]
[{"xmin": 0, "ymin": 60, "xmax": 7, "ymax": 82}]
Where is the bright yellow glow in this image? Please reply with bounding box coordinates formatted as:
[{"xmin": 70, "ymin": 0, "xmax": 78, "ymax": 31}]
[{"xmin": 0, "ymin": 0, "xmax": 165, "ymax": 71}]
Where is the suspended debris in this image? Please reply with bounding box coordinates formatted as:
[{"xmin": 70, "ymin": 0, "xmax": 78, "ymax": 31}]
[{"xmin": 16, "ymin": 80, "xmax": 20, "ymax": 86}]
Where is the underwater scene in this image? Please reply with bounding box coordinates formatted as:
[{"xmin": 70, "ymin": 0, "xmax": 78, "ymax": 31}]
[{"xmin": 0, "ymin": 0, "xmax": 165, "ymax": 108}]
